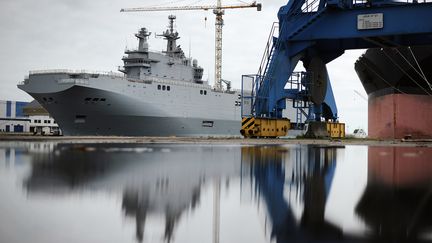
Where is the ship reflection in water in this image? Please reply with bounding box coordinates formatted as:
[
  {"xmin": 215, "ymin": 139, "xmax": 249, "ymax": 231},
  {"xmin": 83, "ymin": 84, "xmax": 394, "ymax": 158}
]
[
  {"xmin": 0, "ymin": 142, "xmax": 432, "ymax": 243},
  {"xmin": 357, "ymin": 147, "xmax": 432, "ymax": 242}
]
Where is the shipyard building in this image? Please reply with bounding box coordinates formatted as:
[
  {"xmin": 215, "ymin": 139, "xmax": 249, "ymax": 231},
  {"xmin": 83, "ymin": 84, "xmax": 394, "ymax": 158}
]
[
  {"xmin": 0, "ymin": 100, "xmax": 29, "ymax": 132},
  {"xmin": 0, "ymin": 100, "xmax": 61, "ymax": 135}
]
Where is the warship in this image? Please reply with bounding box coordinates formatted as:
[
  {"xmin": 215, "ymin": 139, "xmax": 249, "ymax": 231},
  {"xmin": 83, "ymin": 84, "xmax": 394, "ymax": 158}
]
[{"xmin": 18, "ymin": 16, "xmax": 247, "ymax": 136}]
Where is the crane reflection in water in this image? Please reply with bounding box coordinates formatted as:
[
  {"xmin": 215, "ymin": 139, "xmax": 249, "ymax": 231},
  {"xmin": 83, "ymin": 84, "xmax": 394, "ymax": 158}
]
[
  {"xmin": 0, "ymin": 142, "xmax": 431, "ymax": 242},
  {"xmin": 242, "ymin": 145, "xmax": 347, "ymax": 242}
]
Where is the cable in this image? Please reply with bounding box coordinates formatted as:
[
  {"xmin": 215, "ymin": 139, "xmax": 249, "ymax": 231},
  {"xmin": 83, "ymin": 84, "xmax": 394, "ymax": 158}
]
[
  {"xmin": 381, "ymin": 49, "xmax": 432, "ymax": 96},
  {"xmin": 408, "ymin": 46, "xmax": 432, "ymax": 91},
  {"xmin": 361, "ymin": 61, "xmax": 407, "ymax": 95},
  {"xmin": 394, "ymin": 48, "xmax": 431, "ymax": 87},
  {"xmin": 407, "ymin": 47, "xmax": 427, "ymax": 80},
  {"xmin": 145, "ymin": 0, "xmax": 203, "ymax": 8}
]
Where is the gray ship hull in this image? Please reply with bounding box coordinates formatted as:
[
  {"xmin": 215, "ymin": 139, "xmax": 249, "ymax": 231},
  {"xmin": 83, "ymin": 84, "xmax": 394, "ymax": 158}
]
[
  {"xmin": 26, "ymin": 85, "xmax": 240, "ymax": 136},
  {"xmin": 18, "ymin": 21, "xmax": 245, "ymax": 137}
]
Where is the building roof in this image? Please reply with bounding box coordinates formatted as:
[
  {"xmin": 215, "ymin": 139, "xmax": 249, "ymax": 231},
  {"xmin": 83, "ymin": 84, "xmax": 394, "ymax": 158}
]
[{"xmin": 23, "ymin": 100, "xmax": 49, "ymax": 116}]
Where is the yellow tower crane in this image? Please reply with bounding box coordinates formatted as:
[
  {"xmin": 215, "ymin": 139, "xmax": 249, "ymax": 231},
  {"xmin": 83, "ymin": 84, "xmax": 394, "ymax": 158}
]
[{"xmin": 121, "ymin": 1, "xmax": 262, "ymax": 91}]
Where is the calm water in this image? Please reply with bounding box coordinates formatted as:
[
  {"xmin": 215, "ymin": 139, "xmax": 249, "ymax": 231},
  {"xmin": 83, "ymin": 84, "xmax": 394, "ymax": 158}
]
[{"xmin": 0, "ymin": 142, "xmax": 431, "ymax": 243}]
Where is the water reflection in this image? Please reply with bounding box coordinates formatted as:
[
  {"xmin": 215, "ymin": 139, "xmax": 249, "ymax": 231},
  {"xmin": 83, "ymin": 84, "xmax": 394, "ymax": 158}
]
[
  {"xmin": 356, "ymin": 147, "xmax": 432, "ymax": 242},
  {"xmin": 243, "ymin": 146, "xmax": 348, "ymax": 242},
  {"xmin": 0, "ymin": 143, "xmax": 432, "ymax": 242}
]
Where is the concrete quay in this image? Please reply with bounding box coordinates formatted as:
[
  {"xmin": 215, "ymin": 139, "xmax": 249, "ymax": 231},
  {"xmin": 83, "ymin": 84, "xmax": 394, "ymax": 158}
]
[{"xmin": 0, "ymin": 134, "xmax": 431, "ymax": 147}]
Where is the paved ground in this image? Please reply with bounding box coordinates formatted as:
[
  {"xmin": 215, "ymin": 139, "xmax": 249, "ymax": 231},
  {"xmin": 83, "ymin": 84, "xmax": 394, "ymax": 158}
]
[{"xmin": 1, "ymin": 134, "xmax": 431, "ymax": 147}]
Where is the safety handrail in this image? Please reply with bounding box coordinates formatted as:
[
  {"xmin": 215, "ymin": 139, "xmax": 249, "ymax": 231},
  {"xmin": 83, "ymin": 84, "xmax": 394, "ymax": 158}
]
[
  {"xmin": 29, "ymin": 69, "xmax": 125, "ymax": 78},
  {"xmin": 257, "ymin": 22, "xmax": 279, "ymax": 78}
]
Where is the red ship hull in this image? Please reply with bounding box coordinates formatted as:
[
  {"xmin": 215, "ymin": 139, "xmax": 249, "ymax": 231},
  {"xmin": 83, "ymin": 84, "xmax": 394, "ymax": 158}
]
[{"xmin": 368, "ymin": 93, "xmax": 432, "ymax": 139}]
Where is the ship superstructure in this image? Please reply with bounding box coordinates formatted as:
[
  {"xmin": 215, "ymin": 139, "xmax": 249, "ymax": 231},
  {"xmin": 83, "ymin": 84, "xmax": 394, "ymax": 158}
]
[
  {"xmin": 120, "ymin": 15, "xmax": 204, "ymax": 82},
  {"xmin": 18, "ymin": 16, "xmax": 245, "ymax": 136}
]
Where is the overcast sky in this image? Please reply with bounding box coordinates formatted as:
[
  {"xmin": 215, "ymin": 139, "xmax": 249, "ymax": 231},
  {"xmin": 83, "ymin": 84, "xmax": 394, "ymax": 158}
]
[{"xmin": 0, "ymin": 0, "xmax": 368, "ymax": 132}]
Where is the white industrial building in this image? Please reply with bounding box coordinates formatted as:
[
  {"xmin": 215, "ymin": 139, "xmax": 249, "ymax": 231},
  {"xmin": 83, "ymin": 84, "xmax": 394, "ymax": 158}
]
[
  {"xmin": 0, "ymin": 100, "xmax": 61, "ymax": 135},
  {"xmin": 0, "ymin": 100, "xmax": 30, "ymax": 132}
]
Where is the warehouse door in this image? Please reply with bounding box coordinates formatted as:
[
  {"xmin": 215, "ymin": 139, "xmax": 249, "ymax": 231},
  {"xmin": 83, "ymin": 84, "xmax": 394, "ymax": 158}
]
[{"xmin": 14, "ymin": 125, "xmax": 24, "ymax": 132}]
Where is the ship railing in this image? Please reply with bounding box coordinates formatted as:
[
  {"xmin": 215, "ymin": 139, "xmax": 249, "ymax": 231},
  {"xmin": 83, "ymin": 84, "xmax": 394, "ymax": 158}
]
[
  {"xmin": 19, "ymin": 77, "xmax": 30, "ymax": 85},
  {"xmin": 124, "ymin": 48, "xmax": 165, "ymax": 55},
  {"xmin": 18, "ymin": 80, "xmax": 27, "ymax": 85},
  {"xmin": 128, "ymin": 76, "xmax": 215, "ymax": 89},
  {"xmin": 230, "ymin": 88, "xmax": 245, "ymax": 93},
  {"xmin": 29, "ymin": 69, "xmax": 125, "ymax": 78},
  {"xmin": 131, "ymin": 76, "xmax": 246, "ymax": 93},
  {"xmin": 133, "ymin": 76, "xmax": 198, "ymax": 86}
]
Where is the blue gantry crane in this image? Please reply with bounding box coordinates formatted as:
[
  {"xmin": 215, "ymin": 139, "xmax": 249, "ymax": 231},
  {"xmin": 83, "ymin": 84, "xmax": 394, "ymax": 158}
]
[
  {"xmin": 241, "ymin": 0, "xmax": 432, "ymax": 138},
  {"xmin": 243, "ymin": 145, "xmax": 344, "ymax": 242}
]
